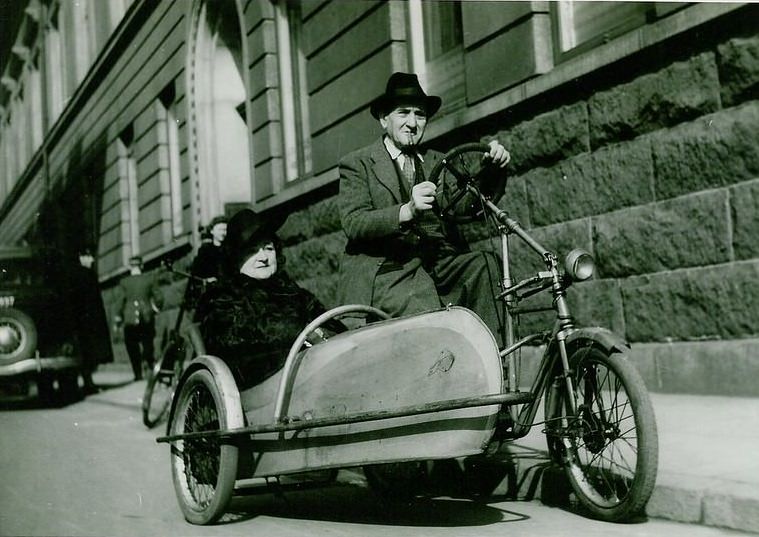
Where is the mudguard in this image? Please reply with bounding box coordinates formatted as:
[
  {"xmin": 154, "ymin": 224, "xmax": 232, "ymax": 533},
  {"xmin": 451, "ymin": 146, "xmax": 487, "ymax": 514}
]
[
  {"xmin": 165, "ymin": 355, "xmax": 244, "ymax": 435},
  {"xmin": 563, "ymin": 326, "xmax": 629, "ymax": 355}
]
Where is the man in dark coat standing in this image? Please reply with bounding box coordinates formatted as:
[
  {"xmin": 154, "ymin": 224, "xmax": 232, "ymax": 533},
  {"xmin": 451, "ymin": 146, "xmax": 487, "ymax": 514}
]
[
  {"xmin": 68, "ymin": 248, "xmax": 114, "ymax": 393},
  {"xmin": 338, "ymin": 72, "xmax": 511, "ymax": 343},
  {"xmin": 114, "ymin": 256, "xmax": 163, "ymax": 381}
]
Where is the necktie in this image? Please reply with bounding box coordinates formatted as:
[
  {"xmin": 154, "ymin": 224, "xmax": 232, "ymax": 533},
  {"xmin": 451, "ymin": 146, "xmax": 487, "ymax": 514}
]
[{"xmin": 401, "ymin": 153, "xmax": 416, "ymax": 190}]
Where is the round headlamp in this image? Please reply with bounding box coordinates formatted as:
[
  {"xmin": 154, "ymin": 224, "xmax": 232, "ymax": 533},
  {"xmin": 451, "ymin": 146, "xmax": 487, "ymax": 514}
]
[{"xmin": 564, "ymin": 249, "xmax": 595, "ymax": 281}]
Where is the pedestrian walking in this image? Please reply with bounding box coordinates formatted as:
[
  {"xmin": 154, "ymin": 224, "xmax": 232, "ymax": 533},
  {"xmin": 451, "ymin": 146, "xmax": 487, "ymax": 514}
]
[{"xmin": 114, "ymin": 256, "xmax": 163, "ymax": 381}]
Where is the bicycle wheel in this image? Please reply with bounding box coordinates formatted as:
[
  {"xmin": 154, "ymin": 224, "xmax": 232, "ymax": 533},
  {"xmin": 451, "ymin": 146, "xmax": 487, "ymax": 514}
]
[
  {"xmin": 544, "ymin": 345, "xmax": 658, "ymax": 521},
  {"xmin": 142, "ymin": 332, "xmax": 183, "ymax": 428},
  {"xmin": 169, "ymin": 369, "xmax": 238, "ymax": 525}
]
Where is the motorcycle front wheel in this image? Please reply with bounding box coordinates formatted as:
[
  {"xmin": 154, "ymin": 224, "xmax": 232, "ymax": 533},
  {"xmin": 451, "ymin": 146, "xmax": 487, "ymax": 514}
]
[{"xmin": 544, "ymin": 345, "xmax": 658, "ymax": 522}]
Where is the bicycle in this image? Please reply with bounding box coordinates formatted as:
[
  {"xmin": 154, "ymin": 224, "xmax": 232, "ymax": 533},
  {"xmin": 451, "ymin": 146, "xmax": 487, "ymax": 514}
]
[
  {"xmin": 142, "ymin": 264, "xmax": 210, "ymax": 428},
  {"xmin": 427, "ymin": 142, "xmax": 659, "ymax": 521}
]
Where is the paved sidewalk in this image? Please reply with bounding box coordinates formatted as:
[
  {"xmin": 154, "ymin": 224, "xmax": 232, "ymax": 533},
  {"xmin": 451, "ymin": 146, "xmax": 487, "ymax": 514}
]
[
  {"xmin": 507, "ymin": 392, "xmax": 759, "ymax": 534},
  {"xmin": 92, "ymin": 363, "xmax": 759, "ymax": 533}
]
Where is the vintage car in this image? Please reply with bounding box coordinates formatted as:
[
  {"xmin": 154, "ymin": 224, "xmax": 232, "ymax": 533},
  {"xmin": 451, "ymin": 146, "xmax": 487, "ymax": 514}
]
[{"xmin": 0, "ymin": 245, "xmax": 82, "ymax": 401}]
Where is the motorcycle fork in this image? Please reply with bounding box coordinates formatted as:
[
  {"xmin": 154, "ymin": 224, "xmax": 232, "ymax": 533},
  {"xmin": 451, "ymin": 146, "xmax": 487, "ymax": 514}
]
[{"xmin": 556, "ymin": 333, "xmax": 578, "ymax": 419}]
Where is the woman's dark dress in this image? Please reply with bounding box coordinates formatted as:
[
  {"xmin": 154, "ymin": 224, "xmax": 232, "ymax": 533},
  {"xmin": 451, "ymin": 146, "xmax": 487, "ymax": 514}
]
[{"xmin": 195, "ymin": 271, "xmax": 330, "ymax": 389}]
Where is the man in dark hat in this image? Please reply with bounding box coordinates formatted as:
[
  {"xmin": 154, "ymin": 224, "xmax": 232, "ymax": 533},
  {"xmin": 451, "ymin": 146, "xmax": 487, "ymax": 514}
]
[
  {"xmin": 114, "ymin": 255, "xmax": 163, "ymax": 381},
  {"xmin": 338, "ymin": 72, "xmax": 511, "ymax": 342}
]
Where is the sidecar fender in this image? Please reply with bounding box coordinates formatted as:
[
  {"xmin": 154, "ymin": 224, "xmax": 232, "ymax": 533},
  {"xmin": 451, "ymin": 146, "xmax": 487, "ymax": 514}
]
[{"xmin": 165, "ymin": 355, "xmax": 244, "ymax": 435}]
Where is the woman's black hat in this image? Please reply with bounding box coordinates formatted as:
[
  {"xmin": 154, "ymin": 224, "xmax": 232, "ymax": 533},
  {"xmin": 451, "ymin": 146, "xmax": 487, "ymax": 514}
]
[
  {"xmin": 222, "ymin": 208, "xmax": 286, "ymax": 271},
  {"xmin": 369, "ymin": 72, "xmax": 442, "ymax": 119}
]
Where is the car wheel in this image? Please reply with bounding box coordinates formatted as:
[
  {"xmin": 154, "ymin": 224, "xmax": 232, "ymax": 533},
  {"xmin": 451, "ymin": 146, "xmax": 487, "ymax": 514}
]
[{"xmin": 0, "ymin": 307, "xmax": 38, "ymax": 365}]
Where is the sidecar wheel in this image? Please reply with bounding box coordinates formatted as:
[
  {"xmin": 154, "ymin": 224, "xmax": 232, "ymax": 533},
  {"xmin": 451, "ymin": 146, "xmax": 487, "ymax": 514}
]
[
  {"xmin": 545, "ymin": 346, "xmax": 658, "ymax": 521},
  {"xmin": 169, "ymin": 368, "xmax": 238, "ymax": 525}
]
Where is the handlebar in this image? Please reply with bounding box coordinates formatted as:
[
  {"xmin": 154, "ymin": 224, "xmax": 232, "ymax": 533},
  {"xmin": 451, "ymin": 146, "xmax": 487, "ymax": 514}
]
[{"xmin": 161, "ymin": 260, "xmax": 215, "ymax": 285}]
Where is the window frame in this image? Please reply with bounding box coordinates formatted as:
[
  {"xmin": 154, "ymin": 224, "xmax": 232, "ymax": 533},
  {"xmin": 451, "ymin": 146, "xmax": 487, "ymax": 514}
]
[
  {"xmin": 550, "ymin": 1, "xmax": 655, "ymax": 63},
  {"xmin": 407, "ymin": 0, "xmax": 466, "ymax": 116},
  {"xmin": 117, "ymin": 131, "xmax": 140, "ymax": 261},
  {"xmin": 275, "ymin": 0, "xmax": 313, "ymax": 186}
]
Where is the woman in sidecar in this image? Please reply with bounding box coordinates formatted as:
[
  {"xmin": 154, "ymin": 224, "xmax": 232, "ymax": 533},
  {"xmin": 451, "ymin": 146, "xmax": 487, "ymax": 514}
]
[{"xmin": 193, "ymin": 209, "xmax": 343, "ymax": 391}]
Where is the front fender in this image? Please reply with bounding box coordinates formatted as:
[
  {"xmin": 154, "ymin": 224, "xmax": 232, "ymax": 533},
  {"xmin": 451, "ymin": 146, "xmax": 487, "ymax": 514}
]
[
  {"xmin": 544, "ymin": 326, "xmax": 629, "ymax": 376},
  {"xmin": 564, "ymin": 326, "xmax": 629, "ymax": 355},
  {"xmin": 165, "ymin": 355, "xmax": 244, "ymax": 435}
]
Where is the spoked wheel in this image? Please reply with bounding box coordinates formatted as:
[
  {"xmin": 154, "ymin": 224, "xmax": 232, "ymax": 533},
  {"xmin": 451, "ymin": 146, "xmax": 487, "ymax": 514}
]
[
  {"xmin": 545, "ymin": 346, "xmax": 658, "ymax": 521},
  {"xmin": 427, "ymin": 142, "xmax": 506, "ymax": 224},
  {"xmin": 169, "ymin": 369, "xmax": 238, "ymax": 525},
  {"xmin": 142, "ymin": 333, "xmax": 184, "ymax": 428}
]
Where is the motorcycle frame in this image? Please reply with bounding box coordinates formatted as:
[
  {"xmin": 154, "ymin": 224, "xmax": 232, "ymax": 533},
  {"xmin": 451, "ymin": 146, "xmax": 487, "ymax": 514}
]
[{"xmin": 471, "ymin": 185, "xmax": 580, "ymax": 441}]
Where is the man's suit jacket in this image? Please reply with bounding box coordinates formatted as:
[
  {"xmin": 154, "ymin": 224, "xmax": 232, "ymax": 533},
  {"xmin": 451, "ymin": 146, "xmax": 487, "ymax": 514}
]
[
  {"xmin": 116, "ymin": 272, "xmax": 163, "ymax": 326},
  {"xmin": 338, "ymin": 138, "xmax": 469, "ymax": 307}
]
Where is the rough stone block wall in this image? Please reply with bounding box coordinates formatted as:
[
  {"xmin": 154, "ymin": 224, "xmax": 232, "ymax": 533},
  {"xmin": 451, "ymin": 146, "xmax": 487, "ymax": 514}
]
[{"xmin": 280, "ymin": 32, "xmax": 759, "ymax": 360}]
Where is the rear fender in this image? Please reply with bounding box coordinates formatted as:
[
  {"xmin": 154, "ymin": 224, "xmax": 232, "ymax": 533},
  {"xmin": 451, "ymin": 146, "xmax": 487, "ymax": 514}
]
[{"xmin": 165, "ymin": 355, "xmax": 244, "ymax": 436}]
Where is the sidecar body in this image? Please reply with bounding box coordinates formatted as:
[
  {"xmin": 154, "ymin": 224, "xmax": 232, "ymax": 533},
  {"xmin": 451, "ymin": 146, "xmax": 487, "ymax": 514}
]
[{"xmin": 161, "ymin": 305, "xmax": 515, "ymax": 524}]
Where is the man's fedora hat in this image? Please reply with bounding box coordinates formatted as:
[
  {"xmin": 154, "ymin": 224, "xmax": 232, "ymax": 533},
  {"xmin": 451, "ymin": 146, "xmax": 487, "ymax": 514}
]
[
  {"xmin": 222, "ymin": 208, "xmax": 286, "ymax": 270},
  {"xmin": 369, "ymin": 72, "xmax": 442, "ymax": 119}
]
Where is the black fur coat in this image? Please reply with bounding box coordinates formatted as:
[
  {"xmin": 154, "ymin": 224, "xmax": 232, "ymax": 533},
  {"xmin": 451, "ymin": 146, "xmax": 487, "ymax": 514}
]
[{"xmin": 195, "ymin": 271, "xmax": 328, "ymax": 388}]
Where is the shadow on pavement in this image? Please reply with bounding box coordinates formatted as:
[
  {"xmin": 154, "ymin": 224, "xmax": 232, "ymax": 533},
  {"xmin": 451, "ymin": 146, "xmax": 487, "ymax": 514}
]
[{"xmin": 223, "ymin": 483, "xmax": 529, "ymax": 527}]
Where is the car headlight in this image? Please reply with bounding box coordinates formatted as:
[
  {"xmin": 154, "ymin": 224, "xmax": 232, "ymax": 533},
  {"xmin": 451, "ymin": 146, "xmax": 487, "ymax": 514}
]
[{"xmin": 564, "ymin": 249, "xmax": 595, "ymax": 281}]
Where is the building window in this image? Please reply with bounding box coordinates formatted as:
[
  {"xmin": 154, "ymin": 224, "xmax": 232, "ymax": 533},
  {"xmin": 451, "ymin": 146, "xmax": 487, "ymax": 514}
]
[
  {"xmin": 553, "ymin": 1, "xmax": 653, "ymax": 59},
  {"xmin": 12, "ymin": 96, "xmax": 28, "ymax": 175},
  {"xmin": 275, "ymin": 0, "xmax": 312, "ymax": 183},
  {"xmin": 62, "ymin": 0, "xmax": 93, "ymax": 92},
  {"xmin": 118, "ymin": 126, "xmax": 140, "ymax": 260},
  {"xmin": 44, "ymin": 7, "xmax": 66, "ymax": 125},
  {"xmin": 27, "ymin": 65, "xmax": 44, "ymax": 154},
  {"xmin": 2, "ymin": 119, "xmax": 16, "ymax": 186},
  {"xmin": 408, "ymin": 0, "xmax": 465, "ymax": 115},
  {"xmin": 189, "ymin": 0, "xmax": 252, "ymax": 224},
  {"xmin": 159, "ymin": 85, "xmax": 183, "ymax": 237}
]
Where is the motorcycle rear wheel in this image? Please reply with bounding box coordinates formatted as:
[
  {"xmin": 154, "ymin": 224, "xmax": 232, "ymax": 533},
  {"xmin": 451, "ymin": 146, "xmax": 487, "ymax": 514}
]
[{"xmin": 545, "ymin": 346, "xmax": 658, "ymax": 521}]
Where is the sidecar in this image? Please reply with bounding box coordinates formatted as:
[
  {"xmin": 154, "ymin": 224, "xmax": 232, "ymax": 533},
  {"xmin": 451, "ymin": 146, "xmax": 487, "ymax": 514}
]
[{"xmin": 158, "ymin": 305, "xmax": 531, "ymax": 525}]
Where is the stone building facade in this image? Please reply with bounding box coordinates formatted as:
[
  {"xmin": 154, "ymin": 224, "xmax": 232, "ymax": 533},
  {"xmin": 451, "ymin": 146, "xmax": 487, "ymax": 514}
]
[{"xmin": 0, "ymin": 1, "xmax": 757, "ymax": 394}]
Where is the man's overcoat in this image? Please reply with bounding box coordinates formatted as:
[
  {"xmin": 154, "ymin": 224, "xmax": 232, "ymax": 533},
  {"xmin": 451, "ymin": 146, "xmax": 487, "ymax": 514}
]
[{"xmin": 338, "ymin": 138, "xmax": 469, "ymax": 309}]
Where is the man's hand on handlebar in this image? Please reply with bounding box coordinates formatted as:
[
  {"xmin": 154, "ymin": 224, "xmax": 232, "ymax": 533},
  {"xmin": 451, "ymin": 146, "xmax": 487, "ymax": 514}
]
[{"xmin": 484, "ymin": 140, "xmax": 511, "ymax": 168}]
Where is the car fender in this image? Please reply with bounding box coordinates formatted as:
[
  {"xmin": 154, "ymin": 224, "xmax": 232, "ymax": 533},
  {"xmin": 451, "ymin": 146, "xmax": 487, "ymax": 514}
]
[{"xmin": 165, "ymin": 355, "xmax": 244, "ymax": 435}]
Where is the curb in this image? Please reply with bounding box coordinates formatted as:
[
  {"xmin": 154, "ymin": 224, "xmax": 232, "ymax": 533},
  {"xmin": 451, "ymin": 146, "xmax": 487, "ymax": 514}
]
[{"xmin": 647, "ymin": 475, "xmax": 759, "ymax": 534}]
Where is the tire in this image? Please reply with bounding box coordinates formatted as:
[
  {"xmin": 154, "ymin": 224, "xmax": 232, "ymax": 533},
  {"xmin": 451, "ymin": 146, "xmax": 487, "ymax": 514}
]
[
  {"xmin": 169, "ymin": 369, "xmax": 238, "ymax": 525},
  {"xmin": 142, "ymin": 332, "xmax": 184, "ymax": 428},
  {"xmin": 544, "ymin": 345, "xmax": 658, "ymax": 522},
  {"xmin": 0, "ymin": 307, "xmax": 38, "ymax": 364}
]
